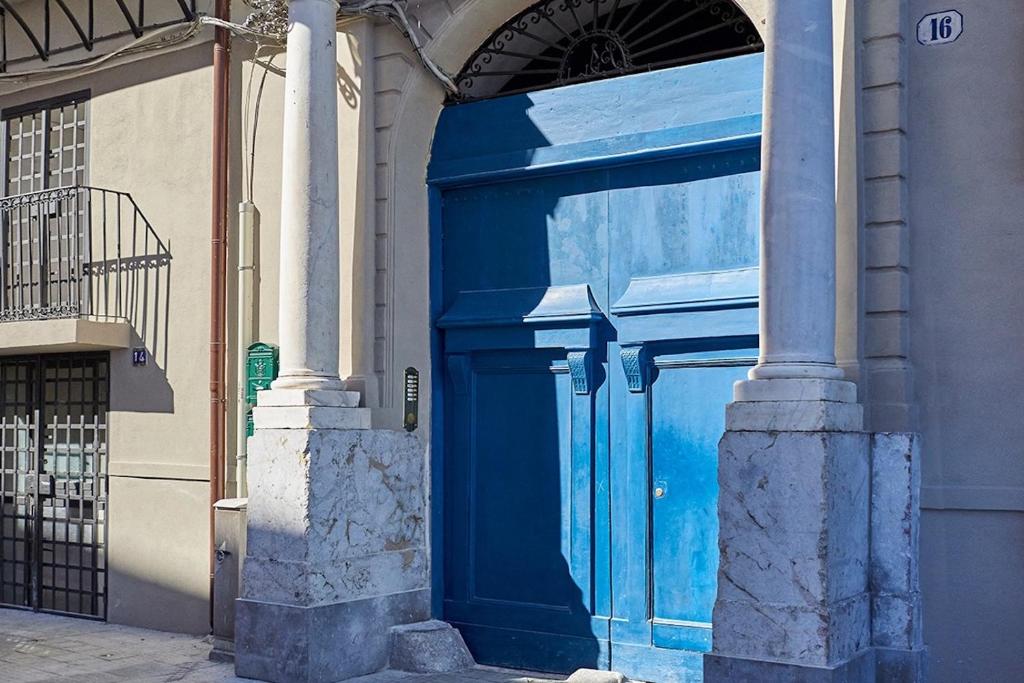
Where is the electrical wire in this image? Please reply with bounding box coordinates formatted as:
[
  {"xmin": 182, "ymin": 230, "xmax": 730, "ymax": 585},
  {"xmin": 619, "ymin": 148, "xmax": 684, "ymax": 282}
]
[
  {"xmin": 247, "ymin": 52, "xmax": 277, "ymax": 201},
  {"xmin": 0, "ymin": 16, "xmax": 282, "ymax": 86},
  {"xmin": 0, "ymin": 3, "xmax": 459, "ymax": 97},
  {"xmin": 0, "ymin": 20, "xmax": 204, "ymax": 84},
  {"xmin": 339, "ymin": 0, "xmax": 459, "ymax": 95}
]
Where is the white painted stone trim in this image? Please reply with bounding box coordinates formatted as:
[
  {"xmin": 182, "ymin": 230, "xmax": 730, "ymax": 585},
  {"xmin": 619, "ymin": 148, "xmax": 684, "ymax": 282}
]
[
  {"xmin": 256, "ymin": 388, "xmax": 361, "ymax": 407},
  {"xmin": 726, "ymin": 399, "xmax": 864, "ymax": 432},
  {"xmin": 252, "ymin": 405, "xmax": 372, "ymax": 430}
]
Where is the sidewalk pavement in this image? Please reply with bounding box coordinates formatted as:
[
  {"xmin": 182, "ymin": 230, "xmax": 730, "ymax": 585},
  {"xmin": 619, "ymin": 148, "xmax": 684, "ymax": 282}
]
[{"xmin": 0, "ymin": 608, "xmax": 559, "ymax": 683}]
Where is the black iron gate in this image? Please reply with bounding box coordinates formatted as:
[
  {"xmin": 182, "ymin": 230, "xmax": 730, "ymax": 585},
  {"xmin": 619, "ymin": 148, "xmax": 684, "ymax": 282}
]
[{"xmin": 0, "ymin": 353, "xmax": 109, "ymax": 618}]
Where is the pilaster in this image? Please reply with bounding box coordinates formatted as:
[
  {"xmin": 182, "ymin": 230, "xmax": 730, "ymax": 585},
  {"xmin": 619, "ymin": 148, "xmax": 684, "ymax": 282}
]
[{"xmin": 858, "ymin": 0, "xmax": 915, "ymax": 433}]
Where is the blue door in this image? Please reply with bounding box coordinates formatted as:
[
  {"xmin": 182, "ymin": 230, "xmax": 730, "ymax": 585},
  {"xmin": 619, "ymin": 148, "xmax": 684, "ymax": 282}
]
[{"xmin": 430, "ymin": 54, "xmax": 763, "ymax": 682}]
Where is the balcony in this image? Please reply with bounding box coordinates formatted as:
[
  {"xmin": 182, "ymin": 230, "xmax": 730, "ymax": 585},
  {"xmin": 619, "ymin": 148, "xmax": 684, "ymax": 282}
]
[{"xmin": 0, "ymin": 186, "xmax": 170, "ymax": 355}]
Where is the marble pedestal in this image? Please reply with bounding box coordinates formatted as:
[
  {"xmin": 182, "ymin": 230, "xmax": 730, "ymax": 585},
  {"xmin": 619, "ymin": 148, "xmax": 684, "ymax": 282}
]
[
  {"xmin": 235, "ymin": 390, "xmax": 429, "ymax": 683},
  {"xmin": 870, "ymin": 434, "xmax": 926, "ymax": 682},
  {"xmin": 704, "ymin": 380, "xmax": 873, "ymax": 682}
]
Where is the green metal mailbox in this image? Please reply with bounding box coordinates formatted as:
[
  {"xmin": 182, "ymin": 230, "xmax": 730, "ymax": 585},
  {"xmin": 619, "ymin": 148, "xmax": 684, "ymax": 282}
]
[{"xmin": 245, "ymin": 342, "xmax": 279, "ymax": 404}]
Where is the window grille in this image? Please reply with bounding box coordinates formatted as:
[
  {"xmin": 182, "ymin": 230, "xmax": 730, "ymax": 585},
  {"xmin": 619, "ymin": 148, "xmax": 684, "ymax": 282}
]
[
  {"xmin": 452, "ymin": 0, "xmax": 763, "ymax": 102},
  {"xmin": 2, "ymin": 93, "xmax": 89, "ymax": 319}
]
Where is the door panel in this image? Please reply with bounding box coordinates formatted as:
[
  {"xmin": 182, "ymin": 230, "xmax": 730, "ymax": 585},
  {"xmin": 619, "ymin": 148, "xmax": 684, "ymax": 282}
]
[
  {"xmin": 444, "ymin": 350, "xmax": 606, "ymax": 672},
  {"xmin": 434, "ymin": 56, "xmax": 764, "ymax": 679},
  {"xmin": 650, "ymin": 356, "xmax": 753, "ymax": 641},
  {"xmin": 469, "ymin": 359, "xmax": 572, "ymax": 609},
  {"xmin": 607, "ymin": 150, "xmax": 761, "ymax": 304},
  {"xmin": 442, "ymin": 171, "xmax": 610, "ymax": 312}
]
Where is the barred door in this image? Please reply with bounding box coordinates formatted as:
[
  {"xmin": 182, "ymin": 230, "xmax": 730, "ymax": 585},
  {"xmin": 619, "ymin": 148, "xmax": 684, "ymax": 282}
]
[{"xmin": 0, "ymin": 353, "xmax": 109, "ymax": 618}]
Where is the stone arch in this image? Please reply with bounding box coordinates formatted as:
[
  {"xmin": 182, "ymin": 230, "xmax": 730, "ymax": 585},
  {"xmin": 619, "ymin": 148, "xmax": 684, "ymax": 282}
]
[{"xmin": 375, "ymin": 0, "xmax": 768, "ymax": 423}]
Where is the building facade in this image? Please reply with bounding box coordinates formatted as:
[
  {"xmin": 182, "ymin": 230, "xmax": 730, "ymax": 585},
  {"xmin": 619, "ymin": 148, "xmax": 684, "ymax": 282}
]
[{"xmin": 0, "ymin": 1, "xmax": 1020, "ymax": 682}]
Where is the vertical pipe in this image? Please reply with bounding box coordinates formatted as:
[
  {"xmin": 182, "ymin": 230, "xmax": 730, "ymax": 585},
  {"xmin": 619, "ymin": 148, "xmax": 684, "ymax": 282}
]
[
  {"xmin": 235, "ymin": 201, "xmax": 256, "ymax": 497},
  {"xmin": 209, "ymin": 0, "xmax": 230, "ymax": 625}
]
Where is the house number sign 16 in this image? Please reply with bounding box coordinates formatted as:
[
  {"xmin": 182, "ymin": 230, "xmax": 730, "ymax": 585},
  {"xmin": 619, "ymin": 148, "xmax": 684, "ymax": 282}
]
[{"xmin": 918, "ymin": 10, "xmax": 963, "ymax": 46}]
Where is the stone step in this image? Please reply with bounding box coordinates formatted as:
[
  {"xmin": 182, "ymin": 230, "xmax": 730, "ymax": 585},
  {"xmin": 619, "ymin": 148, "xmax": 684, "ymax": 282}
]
[{"xmin": 389, "ymin": 620, "xmax": 475, "ymax": 674}]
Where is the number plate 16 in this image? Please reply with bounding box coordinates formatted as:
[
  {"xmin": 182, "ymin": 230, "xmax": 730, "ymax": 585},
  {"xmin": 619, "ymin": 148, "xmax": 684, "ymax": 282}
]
[{"xmin": 918, "ymin": 10, "xmax": 963, "ymax": 46}]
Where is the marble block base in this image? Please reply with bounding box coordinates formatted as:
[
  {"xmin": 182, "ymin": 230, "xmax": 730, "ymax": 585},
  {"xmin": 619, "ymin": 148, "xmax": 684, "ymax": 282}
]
[
  {"xmin": 705, "ymin": 649, "xmax": 875, "ymax": 683},
  {"xmin": 236, "ymin": 589, "xmax": 430, "ymax": 683},
  {"xmin": 710, "ymin": 395, "xmax": 871, "ymax": 672},
  {"xmin": 236, "ymin": 424, "xmax": 429, "ymax": 683}
]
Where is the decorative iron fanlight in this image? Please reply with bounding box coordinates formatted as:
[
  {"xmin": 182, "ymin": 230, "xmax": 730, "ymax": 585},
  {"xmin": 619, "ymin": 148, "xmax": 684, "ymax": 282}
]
[{"xmin": 452, "ymin": 0, "xmax": 763, "ymax": 102}]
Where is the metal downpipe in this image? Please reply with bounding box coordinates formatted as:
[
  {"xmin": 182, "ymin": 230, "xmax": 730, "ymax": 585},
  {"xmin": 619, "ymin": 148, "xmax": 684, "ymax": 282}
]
[{"xmin": 209, "ymin": 0, "xmax": 231, "ymax": 627}]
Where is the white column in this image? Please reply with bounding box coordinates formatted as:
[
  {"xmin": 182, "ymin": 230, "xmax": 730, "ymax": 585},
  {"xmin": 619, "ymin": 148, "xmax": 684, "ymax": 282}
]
[
  {"xmin": 273, "ymin": 0, "xmax": 344, "ymax": 392},
  {"xmin": 749, "ymin": 0, "xmax": 843, "ymax": 382}
]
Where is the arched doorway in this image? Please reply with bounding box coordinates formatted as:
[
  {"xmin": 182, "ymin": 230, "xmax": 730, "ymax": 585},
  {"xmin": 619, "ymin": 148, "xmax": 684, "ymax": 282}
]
[{"xmin": 429, "ymin": 1, "xmax": 764, "ymax": 679}]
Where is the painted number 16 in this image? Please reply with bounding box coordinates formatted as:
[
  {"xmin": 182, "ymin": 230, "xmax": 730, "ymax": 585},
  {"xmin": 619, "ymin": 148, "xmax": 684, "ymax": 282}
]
[
  {"xmin": 917, "ymin": 10, "xmax": 963, "ymax": 46},
  {"xmin": 931, "ymin": 16, "xmax": 954, "ymax": 40}
]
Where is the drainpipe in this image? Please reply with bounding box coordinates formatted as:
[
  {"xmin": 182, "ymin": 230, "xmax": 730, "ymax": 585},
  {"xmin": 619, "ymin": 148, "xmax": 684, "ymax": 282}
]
[
  {"xmin": 210, "ymin": 0, "xmax": 231, "ymax": 624},
  {"xmin": 236, "ymin": 201, "xmax": 256, "ymax": 497}
]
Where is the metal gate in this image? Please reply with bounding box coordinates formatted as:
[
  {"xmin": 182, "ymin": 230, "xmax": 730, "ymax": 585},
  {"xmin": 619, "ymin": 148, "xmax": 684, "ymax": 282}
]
[{"xmin": 0, "ymin": 353, "xmax": 109, "ymax": 618}]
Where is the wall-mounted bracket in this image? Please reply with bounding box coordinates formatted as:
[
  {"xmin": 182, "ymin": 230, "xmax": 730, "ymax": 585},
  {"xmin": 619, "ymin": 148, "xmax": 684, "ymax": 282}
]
[
  {"xmin": 566, "ymin": 350, "xmax": 592, "ymax": 395},
  {"xmin": 621, "ymin": 345, "xmax": 649, "ymax": 393}
]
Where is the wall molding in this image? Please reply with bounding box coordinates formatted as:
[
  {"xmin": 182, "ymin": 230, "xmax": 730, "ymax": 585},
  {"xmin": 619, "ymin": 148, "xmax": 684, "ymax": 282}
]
[{"xmin": 921, "ymin": 485, "xmax": 1024, "ymax": 513}]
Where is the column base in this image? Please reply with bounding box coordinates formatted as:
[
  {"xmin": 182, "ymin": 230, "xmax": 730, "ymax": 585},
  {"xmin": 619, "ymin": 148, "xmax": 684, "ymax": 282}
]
[
  {"xmin": 704, "ymin": 649, "xmax": 875, "ymax": 683},
  {"xmin": 271, "ymin": 375, "xmax": 346, "ymax": 392},
  {"xmin": 235, "ymin": 590, "xmax": 430, "ymax": 683},
  {"xmin": 253, "ymin": 388, "xmax": 370, "ymax": 429},
  {"xmin": 748, "ymin": 362, "xmax": 846, "ymax": 381},
  {"xmin": 712, "ymin": 403, "xmax": 871, "ymax": 674},
  {"xmin": 734, "ymin": 378, "xmax": 857, "ymax": 403},
  {"xmin": 237, "ymin": 425, "xmax": 428, "ymax": 682}
]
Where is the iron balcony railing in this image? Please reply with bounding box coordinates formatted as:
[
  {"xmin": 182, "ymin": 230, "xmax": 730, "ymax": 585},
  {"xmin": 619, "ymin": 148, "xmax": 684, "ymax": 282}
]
[{"xmin": 0, "ymin": 185, "xmax": 170, "ymax": 323}]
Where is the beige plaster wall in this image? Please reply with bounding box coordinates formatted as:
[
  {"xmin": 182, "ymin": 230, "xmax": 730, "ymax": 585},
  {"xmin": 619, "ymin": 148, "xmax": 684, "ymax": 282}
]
[
  {"xmin": 0, "ymin": 8, "xmax": 379, "ymax": 633},
  {"xmin": 0, "ymin": 40, "xmax": 218, "ymax": 633},
  {"xmin": 106, "ymin": 477, "xmax": 211, "ymax": 633},
  {"xmin": 906, "ymin": 0, "xmax": 1024, "ymax": 678}
]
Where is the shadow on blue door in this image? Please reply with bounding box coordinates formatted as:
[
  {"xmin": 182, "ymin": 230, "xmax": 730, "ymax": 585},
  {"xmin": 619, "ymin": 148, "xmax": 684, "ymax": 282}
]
[{"xmin": 435, "ymin": 103, "xmax": 609, "ymax": 666}]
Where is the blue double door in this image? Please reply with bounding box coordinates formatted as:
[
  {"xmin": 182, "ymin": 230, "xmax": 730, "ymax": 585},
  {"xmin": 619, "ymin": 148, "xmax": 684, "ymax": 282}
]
[{"xmin": 431, "ymin": 56, "xmax": 764, "ymax": 682}]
